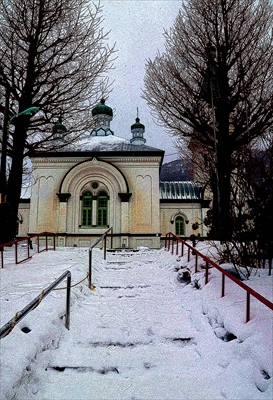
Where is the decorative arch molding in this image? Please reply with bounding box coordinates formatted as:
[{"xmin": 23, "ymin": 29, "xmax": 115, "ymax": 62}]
[
  {"xmin": 59, "ymin": 157, "xmax": 129, "ymax": 196},
  {"xmin": 57, "ymin": 158, "xmax": 131, "ymax": 233},
  {"xmin": 170, "ymin": 211, "xmax": 189, "ymax": 224}
]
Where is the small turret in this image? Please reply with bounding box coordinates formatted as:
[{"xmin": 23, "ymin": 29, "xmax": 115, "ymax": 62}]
[
  {"xmin": 130, "ymin": 110, "xmax": 146, "ymax": 145},
  {"xmin": 53, "ymin": 117, "xmax": 67, "ymax": 141}
]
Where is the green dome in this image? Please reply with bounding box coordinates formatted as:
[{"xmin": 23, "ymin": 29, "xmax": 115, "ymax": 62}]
[
  {"xmin": 53, "ymin": 117, "xmax": 67, "ymax": 133},
  {"xmin": 131, "ymin": 117, "xmax": 145, "ymax": 131},
  {"xmin": 92, "ymin": 98, "xmax": 113, "ymax": 117}
]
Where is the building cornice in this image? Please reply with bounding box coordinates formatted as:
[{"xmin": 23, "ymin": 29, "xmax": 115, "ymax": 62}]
[
  {"xmin": 31, "ymin": 156, "xmax": 162, "ymax": 164},
  {"xmin": 32, "ymin": 157, "xmax": 90, "ymax": 164},
  {"xmin": 30, "ymin": 149, "xmax": 164, "ymax": 159},
  {"xmin": 102, "ymin": 157, "xmax": 162, "ymax": 163}
]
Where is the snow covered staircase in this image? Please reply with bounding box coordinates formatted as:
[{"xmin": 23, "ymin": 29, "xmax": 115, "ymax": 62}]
[
  {"xmin": 18, "ymin": 249, "xmax": 201, "ymax": 399},
  {"xmin": 2, "ymin": 247, "xmax": 271, "ymax": 400}
]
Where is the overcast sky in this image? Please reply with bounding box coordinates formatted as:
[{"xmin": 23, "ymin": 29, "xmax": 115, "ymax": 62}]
[{"xmin": 100, "ymin": 0, "xmax": 182, "ymax": 163}]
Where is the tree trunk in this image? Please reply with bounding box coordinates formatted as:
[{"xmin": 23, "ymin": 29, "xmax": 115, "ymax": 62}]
[
  {"xmin": 0, "ymin": 122, "xmax": 28, "ymax": 244},
  {"xmin": 217, "ymin": 159, "xmax": 232, "ymax": 240},
  {"xmin": 215, "ymin": 46, "xmax": 232, "ymax": 241}
]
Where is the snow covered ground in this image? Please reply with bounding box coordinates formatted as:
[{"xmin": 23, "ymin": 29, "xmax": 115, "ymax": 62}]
[{"xmin": 0, "ymin": 242, "xmax": 272, "ymax": 400}]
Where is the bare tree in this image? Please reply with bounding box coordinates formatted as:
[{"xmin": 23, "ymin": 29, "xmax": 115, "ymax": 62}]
[
  {"xmin": 0, "ymin": 0, "xmax": 115, "ymax": 243},
  {"xmin": 214, "ymin": 135, "xmax": 273, "ymax": 277},
  {"xmin": 143, "ymin": 0, "xmax": 273, "ymax": 240}
]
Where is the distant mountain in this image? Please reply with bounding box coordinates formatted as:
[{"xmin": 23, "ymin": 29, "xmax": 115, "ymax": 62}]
[{"xmin": 160, "ymin": 159, "xmax": 193, "ymax": 181}]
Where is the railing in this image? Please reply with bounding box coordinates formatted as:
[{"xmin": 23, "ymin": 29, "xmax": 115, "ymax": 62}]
[
  {"xmin": 165, "ymin": 233, "xmax": 273, "ymax": 323},
  {"xmin": 0, "ymin": 270, "xmax": 71, "ymax": 339},
  {"xmin": 0, "ymin": 232, "xmax": 56, "ymax": 268},
  {"xmin": 88, "ymin": 227, "xmax": 113, "ymax": 289}
]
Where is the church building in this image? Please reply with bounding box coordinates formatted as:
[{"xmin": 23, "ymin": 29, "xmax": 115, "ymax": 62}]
[{"xmin": 18, "ymin": 99, "xmax": 210, "ymax": 248}]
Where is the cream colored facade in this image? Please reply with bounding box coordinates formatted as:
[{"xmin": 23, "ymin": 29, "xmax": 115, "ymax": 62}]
[
  {"xmin": 17, "ymin": 101, "xmax": 209, "ymax": 248},
  {"xmin": 160, "ymin": 202, "xmax": 207, "ymax": 238},
  {"xmin": 18, "ymin": 150, "xmax": 209, "ymax": 247},
  {"xmin": 26, "ymin": 151, "xmax": 163, "ymax": 248}
]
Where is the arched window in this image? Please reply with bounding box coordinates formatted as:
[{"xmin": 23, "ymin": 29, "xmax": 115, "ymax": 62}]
[
  {"xmin": 82, "ymin": 191, "xmax": 92, "ymax": 226},
  {"xmin": 97, "ymin": 191, "xmax": 108, "ymax": 226},
  {"xmin": 175, "ymin": 216, "xmax": 184, "ymax": 236}
]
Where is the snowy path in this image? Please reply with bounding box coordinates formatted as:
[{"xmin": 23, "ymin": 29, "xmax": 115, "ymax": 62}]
[{"xmin": 1, "ymin": 246, "xmax": 272, "ymax": 400}]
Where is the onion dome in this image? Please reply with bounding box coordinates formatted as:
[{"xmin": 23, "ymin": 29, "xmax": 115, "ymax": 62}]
[
  {"xmin": 92, "ymin": 98, "xmax": 113, "ymax": 118},
  {"xmin": 130, "ymin": 115, "xmax": 146, "ymax": 145},
  {"xmin": 91, "ymin": 98, "xmax": 114, "ymax": 136},
  {"xmin": 131, "ymin": 117, "xmax": 145, "ymax": 132}
]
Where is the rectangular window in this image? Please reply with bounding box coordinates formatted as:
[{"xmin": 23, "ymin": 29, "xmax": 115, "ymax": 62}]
[
  {"xmin": 97, "ymin": 195, "xmax": 108, "ymax": 226},
  {"xmin": 97, "ymin": 209, "xmax": 107, "ymax": 226},
  {"xmin": 82, "ymin": 192, "xmax": 92, "ymax": 226},
  {"xmin": 83, "ymin": 197, "xmax": 92, "ymax": 207},
  {"xmin": 82, "ymin": 208, "xmax": 92, "ymax": 226},
  {"xmin": 98, "ymin": 197, "xmax": 107, "ymax": 208}
]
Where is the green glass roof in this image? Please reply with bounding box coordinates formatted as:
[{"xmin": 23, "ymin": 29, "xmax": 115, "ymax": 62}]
[{"xmin": 159, "ymin": 181, "xmax": 203, "ymax": 200}]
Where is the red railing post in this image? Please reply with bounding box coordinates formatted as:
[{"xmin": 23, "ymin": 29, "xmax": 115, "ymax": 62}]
[
  {"xmin": 205, "ymin": 261, "xmax": 209, "ymax": 284},
  {"xmin": 166, "ymin": 234, "xmax": 170, "ymax": 250},
  {"xmin": 0, "ymin": 233, "xmax": 56, "ymax": 267},
  {"xmin": 246, "ymin": 292, "xmax": 250, "ymax": 323},
  {"xmin": 164, "ymin": 232, "xmax": 273, "ymax": 324},
  {"xmin": 176, "ymin": 240, "xmax": 179, "ymax": 256},
  {"xmin": 195, "ymin": 252, "xmax": 198, "ymax": 273},
  {"xmin": 221, "ymin": 274, "xmax": 225, "ymax": 297}
]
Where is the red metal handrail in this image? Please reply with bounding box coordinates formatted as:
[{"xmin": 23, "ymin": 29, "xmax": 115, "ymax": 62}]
[
  {"xmin": 165, "ymin": 233, "xmax": 273, "ymax": 322},
  {"xmin": 0, "ymin": 232, "xmax": 56, "ymax": 268}
]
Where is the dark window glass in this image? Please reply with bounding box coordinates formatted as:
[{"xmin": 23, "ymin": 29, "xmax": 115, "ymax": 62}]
[
  {"xmin": 97, "ymin": 192, "xmax": 108, "ymax": 226},
  {"xmin": 175, "ymin": 216, "xmax": 184, "ymax": 236},
  {"xmin": 82, "ymin": 192, "xmax": 92, "ymax": 226}
]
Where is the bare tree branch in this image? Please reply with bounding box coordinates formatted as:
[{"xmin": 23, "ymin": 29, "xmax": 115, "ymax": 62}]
[
  {"xmin": 143, "ymin": 0, "xmax": 273, "ymax": 240},
  {"xmin": 0, "ymin": 0, "xmax": 116, "ymax": 243}
]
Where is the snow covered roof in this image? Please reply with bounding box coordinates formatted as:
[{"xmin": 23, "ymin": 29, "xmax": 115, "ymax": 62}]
[
  {"xmin": 67, "ymin": 134, "xmax": 129, "ymax": 151},
  {"xmin": 69, "ymin": 135, "xmax": 160, "ymax": 152},
  {"xmin": 31, "ymin": 135, "xmax": 164, "ymax": 157},
  {"xmin": 159, "ymin": 181, "xmax": 203, "ymax": 200}
]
